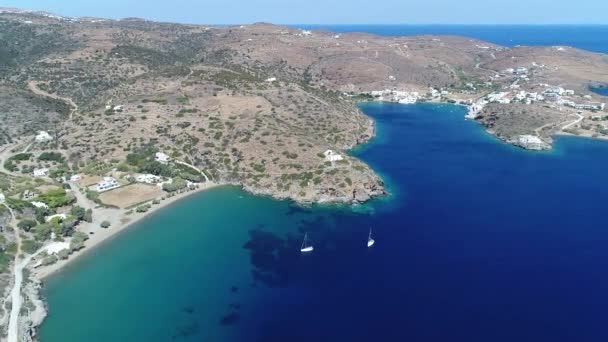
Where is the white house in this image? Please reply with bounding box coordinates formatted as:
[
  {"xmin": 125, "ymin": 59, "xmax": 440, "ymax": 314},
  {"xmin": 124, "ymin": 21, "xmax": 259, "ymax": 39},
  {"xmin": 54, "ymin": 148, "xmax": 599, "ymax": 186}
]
[
  {"xmin": 0, "ymin": 193, "xmax": 5, "ymax": 203},
  {"xmin": 22, "ymin": 190, "xmax": 36, "ymax": 200},
  {"xmin": 35, "ymin": 131, "xmax": 53, "ymax": 143},
  {"xmin": 113, "ymin": 105, "xmax": 124, "ymax": 112},
  {"xmin": 136, "ymin": 174, "xmax": 162, "ymax": 184},
  {"xmin": 155, "ymin": 152, "xmax": 170, "ymax": 164},
  {"xmin": 546, "ymin": 87, "xmax": 565, "ymax": 95},
  {"xmin": 45, "ymin": 213, "xmax": 67, "ymax": 223},
  {"xmin": 96, "ymin": 177, "xmax": 119, "ymax": 192},
  {"xmin": 31, "ymin": 201, "xmax": 49, "ymax": 209},
  {"xmin": 265, "ymin": 77, "xmax": 277, "ymax": 83},
  {"xmin": 33, "ymin": 168, "xmax": 49, "ymax": 177},
  {"xmin": 324, "ymin": 150, "xmax": 344, "ymax": 162},
  {"xmin": 70, "ymin": 174, "xmax": 82, "ymax": 182},
  {"xmin": 45, "ymin": 241, "xmax": 70, "ymax": 255}
]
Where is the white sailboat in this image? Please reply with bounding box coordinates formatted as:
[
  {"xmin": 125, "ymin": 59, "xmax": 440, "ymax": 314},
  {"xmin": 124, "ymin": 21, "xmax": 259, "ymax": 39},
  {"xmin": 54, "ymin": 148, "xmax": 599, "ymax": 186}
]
[
  {"xmin": 367, "ymin": 228, "xmax": 375, "ymax": 248},
  {"xmin": 300, "ymin": 232, "xmax": 314, "ymax": 253}
]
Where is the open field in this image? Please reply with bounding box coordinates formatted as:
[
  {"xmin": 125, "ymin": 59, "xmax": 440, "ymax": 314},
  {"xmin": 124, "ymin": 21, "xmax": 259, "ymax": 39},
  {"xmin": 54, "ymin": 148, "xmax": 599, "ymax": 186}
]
[
  {"xmin": 98, "ymin": 183, "xmax": 163, "ymax": 208},
  {"xmin": 77, "ymin": 175, "xmax": 103, "ymax": 187}
]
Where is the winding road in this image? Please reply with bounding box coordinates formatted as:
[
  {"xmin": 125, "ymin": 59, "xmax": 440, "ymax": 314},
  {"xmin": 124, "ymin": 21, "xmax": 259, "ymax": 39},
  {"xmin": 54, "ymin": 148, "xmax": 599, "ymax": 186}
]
[
  {"xmin": 562, "ymin": 113, "xmax": 584, "ymax": 130},
  {"xmin": 27, "ymin": 81, "xmax": 78, "ymax": 120}
]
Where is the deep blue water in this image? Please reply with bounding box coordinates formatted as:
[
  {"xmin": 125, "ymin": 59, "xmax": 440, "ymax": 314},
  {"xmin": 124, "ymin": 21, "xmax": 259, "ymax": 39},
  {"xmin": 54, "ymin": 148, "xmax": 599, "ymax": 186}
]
[
  {"xmin": 294, "ymin": 25, "xmax": 608, "ymax": 53},
  {"xmin": 249, "ymin": 103, "xmax": 608, "ymax": 341},
  {"xmin": 40, "ymin": 27, "xmax": 608, "ymax": 342},
  {"xmin": 42, "ymin": 103, "xmax": 608, "ymax": 342},
  {"xmin": 592, "ymin": 86, "xmax": 608, "ymax": 96}
]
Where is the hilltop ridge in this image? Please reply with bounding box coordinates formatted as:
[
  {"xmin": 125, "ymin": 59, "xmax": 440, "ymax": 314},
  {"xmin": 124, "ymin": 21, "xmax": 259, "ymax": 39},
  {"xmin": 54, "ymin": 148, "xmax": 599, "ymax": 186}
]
[{"xmin": 0, "ymin": 10, "xmax": 607, "ymax": 204}]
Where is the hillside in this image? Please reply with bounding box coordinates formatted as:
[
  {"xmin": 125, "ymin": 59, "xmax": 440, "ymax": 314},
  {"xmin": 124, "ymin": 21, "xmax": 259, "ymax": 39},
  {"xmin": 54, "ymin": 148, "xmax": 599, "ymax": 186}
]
[{"xmin": 1, "ymin": 9, "xmax": 608, "ymax": 203}]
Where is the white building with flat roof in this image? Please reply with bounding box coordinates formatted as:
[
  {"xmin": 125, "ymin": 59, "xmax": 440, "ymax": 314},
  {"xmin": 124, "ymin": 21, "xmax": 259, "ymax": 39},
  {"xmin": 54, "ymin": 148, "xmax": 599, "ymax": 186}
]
[
  {"xmin": 33, "ymin": 168, "xmax": 49, "ymax": 177},
  {"xmin": 31, "ymin": 201, "xmax": 49, "ymax": 209},
  {"xmin": 324, "ymin": 150, "xmax": 344, "ymax": 162},
  {"xmin": 96, "ymin": 177, "xmax": 119, "ymax": 192},
  {"xmin": 0, "ymin": 193, "xmax": 4, "ymax": 203},
  {"xmin": 45, "ymin": 213, "xmax": 67, "ymax": 223},
  {"xmin": 136, "ymin": 174, "xmax": 162, "ymax": 184},
  {"xmin": 35, "ymin": 131, "xmax": 53, "ymax": 143},
  {"xmin": 155, "ymin": 152, "xmax": 170, "ymax": 164}
]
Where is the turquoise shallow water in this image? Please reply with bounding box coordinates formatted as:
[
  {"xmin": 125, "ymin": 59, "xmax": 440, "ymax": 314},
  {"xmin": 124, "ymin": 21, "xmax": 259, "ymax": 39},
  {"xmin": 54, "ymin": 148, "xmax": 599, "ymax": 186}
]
[
  {"xmin": 40, "ymin": 102, "xmax": 608, "ymax": 341},
  {"xmin": 39, "ymin": 186, "xmax": 336, "ymax": 341}
]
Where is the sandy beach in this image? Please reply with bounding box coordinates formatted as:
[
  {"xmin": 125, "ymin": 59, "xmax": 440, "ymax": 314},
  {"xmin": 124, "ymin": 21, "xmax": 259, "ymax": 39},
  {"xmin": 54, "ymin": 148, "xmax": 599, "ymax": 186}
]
[{"xmin": 31, "ymin": 181, "xmax": 224, "ymax": 280}]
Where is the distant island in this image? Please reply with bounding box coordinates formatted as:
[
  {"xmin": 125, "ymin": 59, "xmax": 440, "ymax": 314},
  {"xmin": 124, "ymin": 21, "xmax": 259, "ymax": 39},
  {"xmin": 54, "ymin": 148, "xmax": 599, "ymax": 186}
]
[{"xmin": 0, "ymin": 8, "xmax": 607, "ymax": 342}]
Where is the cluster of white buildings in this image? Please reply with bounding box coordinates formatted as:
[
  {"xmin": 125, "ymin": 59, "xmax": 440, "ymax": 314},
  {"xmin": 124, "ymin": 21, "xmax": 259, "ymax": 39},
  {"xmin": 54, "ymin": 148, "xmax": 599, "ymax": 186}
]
[
  {"xmin": 369, "ymin": 89, "xmax": 420, "ymax": 104},
  {"xmin": 96, "ymin": 177, "xmax": 119, "ymax": 192},
  {"xmin": 475, "ymin": 85, "xmax": 605, "ymax": 113},
  {"xmin": 297, "ymin": 30, "xmax": 312, "ymax": 37},
  {"xmin": 324, "ymin": 150, "xmax": 344, "ymax": 162},
  {"xmin": 429, "ymin": 88, "xmax": 450, "ymax": 98},
  {"xmin": 561, "ymin": 100, "xmax": 605, "ymax": 111},
  {"xmin": 466, "ymin": 100, "xmax": 488, "ymax": 119}
]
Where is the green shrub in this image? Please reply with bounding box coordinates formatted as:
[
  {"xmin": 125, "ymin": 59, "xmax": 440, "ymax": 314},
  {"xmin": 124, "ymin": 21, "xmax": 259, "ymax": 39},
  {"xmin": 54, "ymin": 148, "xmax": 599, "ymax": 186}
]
[
  {"xmin": 21, "ymin": 239, "xmax": 42, "ymax": 254},
  {"xmin": 162, "ymin": 177, "xmax": 187, "ymax": 192},
  {"xmin": 17, "ymin": 219, "xmax": 38, "ymax": 232},
  {"xmin": 37, "ymin": 189, "xmax": 75, "ymax": 208},
  {"xmin": 70, "ymin": 232, "xmax": 89, "ymax": 252},
  {"xmin": 136, "ymin": 204, "xmax": 151, "ymax": 213},
  {"xmin": 38, "ymin": 152, "xmax": 65, "ymax": 163}
]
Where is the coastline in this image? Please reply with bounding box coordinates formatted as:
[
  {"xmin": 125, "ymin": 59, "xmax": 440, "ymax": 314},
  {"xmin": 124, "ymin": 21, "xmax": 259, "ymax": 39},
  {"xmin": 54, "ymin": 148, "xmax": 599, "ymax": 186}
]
[{"xmin": 32, "ymin": 181, "xmax": 224, "ymax": 281}]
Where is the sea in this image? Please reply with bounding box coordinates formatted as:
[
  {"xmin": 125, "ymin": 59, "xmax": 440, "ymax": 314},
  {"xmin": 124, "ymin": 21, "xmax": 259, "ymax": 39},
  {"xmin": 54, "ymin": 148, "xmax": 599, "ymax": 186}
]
[{"xmin": 40, "ymin": 26, "xmax": 608, "ymax": 342}]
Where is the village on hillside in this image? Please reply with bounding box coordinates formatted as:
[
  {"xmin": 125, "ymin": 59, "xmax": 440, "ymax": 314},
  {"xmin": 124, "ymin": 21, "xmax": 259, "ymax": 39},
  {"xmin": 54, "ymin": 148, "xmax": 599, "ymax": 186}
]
[
  {"xmin": 0, "ymin": 143, "xmax": 211, "ymax": 278},
  {"xmin": 362, "ymin": 62, "xmax": 607, "ymax": 150}
]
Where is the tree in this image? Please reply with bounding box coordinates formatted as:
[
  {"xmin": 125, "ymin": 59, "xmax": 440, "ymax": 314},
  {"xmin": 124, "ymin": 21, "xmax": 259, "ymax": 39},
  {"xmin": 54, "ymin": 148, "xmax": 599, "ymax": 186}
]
[
  {"xmin": 57, "ymin": 249, "xmax": 69, "ymax": 260},
  {"xmin": 162, "ymin": 177, "xmax": 187, "ymax": 192},
  {"xmin": 83, "ymin": 209, "xmax": 93, "ymax": 223},
  {"xmin": 100, "ymin": 221, "xmax": 111, "ymax": 228},
  {"xmin": 60, "ymin": 216, "xmax": 78, "ymax": 237},
  {"xmin": 70, "ymin": 206, "xmax": 86, "ymax": 221},
  {"xmin": 33, "ymin": 223, "xmax": 53, "ymax": 242},
  {"xmin": 17, "ymin": 219, "xmax": 38, "ymax": 232},
  {"xmin": 70, "ymin": 232, "xmax": 89, "ymax": 252},
  {"xmin": 35, "ymin": 206, "xmax": 51, "ymax": 224}
]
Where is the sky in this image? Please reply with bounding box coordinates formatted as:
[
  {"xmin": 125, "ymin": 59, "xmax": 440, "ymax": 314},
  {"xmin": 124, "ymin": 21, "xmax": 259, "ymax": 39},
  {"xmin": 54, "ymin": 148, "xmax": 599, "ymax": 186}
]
[{"xmin": 2, "ymin": 0, "xmax": 608, "ymax": 25}]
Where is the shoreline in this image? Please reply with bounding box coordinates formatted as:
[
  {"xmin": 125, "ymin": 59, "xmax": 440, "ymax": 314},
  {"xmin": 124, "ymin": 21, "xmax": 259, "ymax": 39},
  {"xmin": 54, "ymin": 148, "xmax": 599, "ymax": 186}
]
[
  {"xmin": 363, "ymin": 99, "xmax": 608, "ymax": 151},
  {"xmin": 31, "ymin": 181, "xmax": 224, "ymax": 281}
]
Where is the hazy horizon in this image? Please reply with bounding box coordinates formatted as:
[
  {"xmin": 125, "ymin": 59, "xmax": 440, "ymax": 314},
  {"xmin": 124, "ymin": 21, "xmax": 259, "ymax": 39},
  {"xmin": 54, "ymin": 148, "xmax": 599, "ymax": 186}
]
[{"xmin": 2, "ymin": 0, "xmax": 608, "ymax": 25}]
